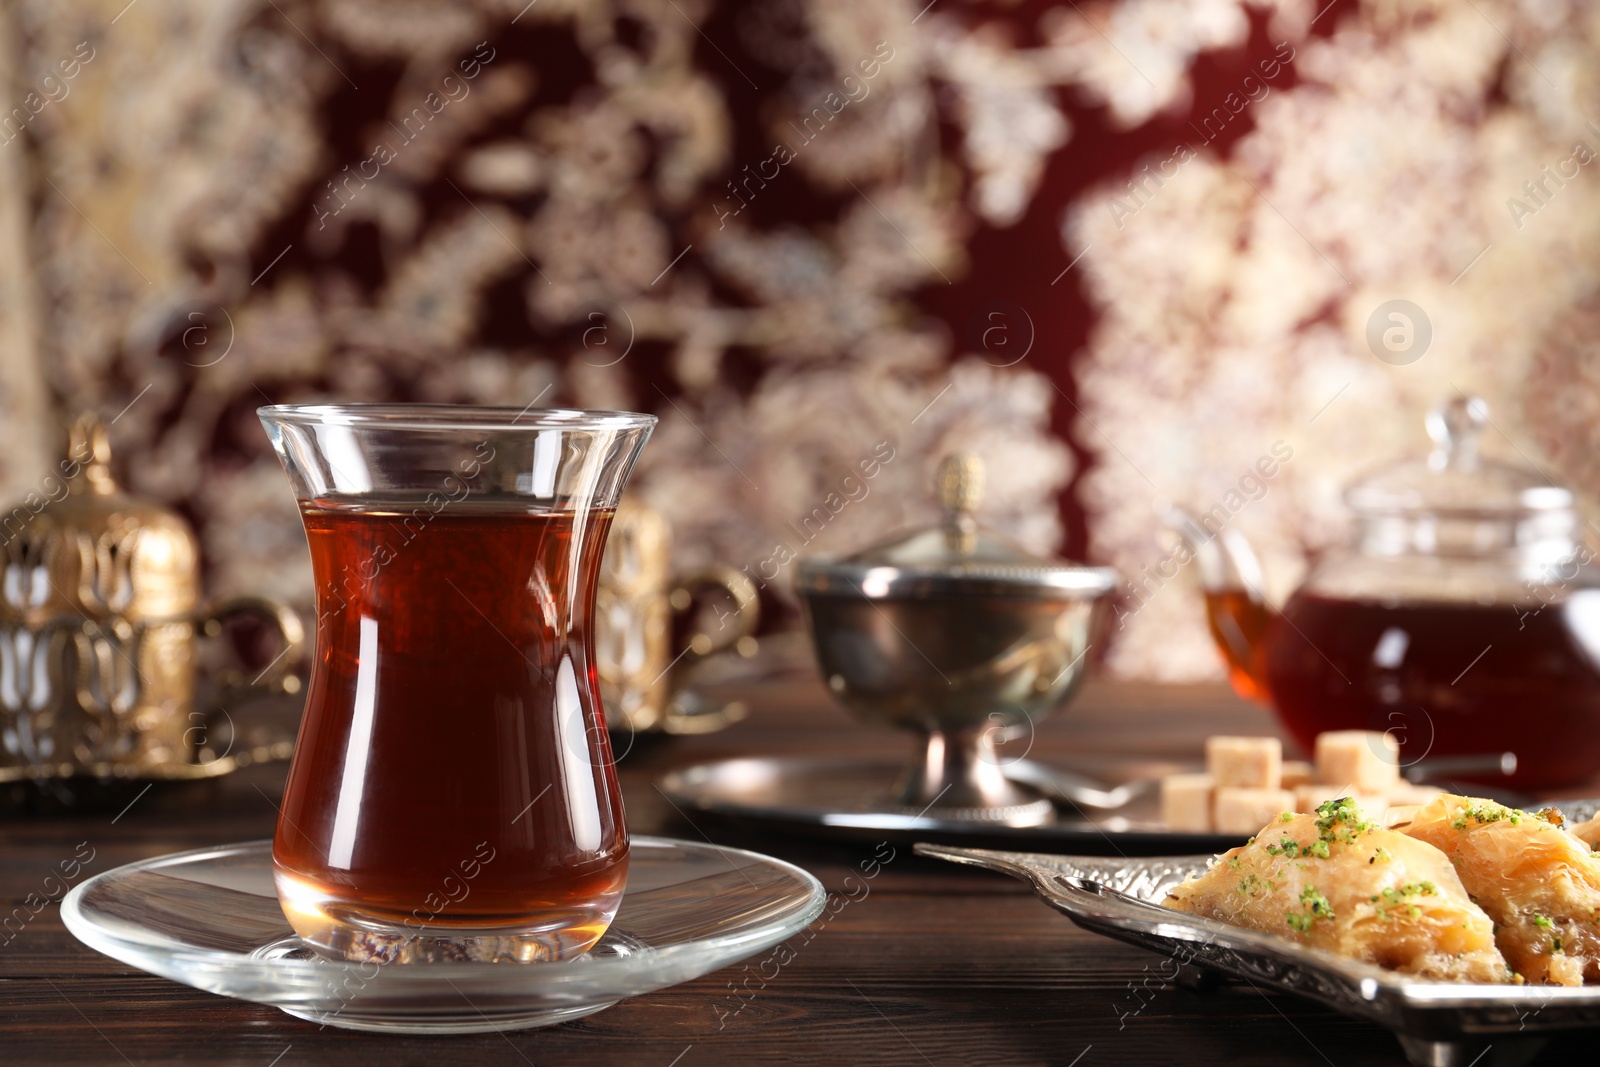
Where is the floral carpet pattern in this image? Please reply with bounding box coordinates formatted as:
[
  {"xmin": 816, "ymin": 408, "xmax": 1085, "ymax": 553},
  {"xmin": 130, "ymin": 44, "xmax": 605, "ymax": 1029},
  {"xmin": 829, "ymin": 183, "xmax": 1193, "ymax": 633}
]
[{"xmin": 0, "ymin": 0, "xmax": 1596, "ymax": 679}]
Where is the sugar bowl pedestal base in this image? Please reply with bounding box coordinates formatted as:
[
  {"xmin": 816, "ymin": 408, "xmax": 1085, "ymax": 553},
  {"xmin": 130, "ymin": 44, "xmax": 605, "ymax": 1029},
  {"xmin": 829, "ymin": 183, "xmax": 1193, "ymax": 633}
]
[{"xmin": 894, "ymin": 727, "xmax": 1055, "ymax": 826}]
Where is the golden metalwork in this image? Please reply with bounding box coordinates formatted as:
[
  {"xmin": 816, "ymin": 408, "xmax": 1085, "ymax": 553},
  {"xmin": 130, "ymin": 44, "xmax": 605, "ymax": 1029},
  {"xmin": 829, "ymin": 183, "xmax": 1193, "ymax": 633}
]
[
  {"xmin": 0, "ymin": 414, "xmax": 304, "ymax": 781},
  {"xmin": 596, "ymin": 497, "xmax": 759, "ymax": 735}
]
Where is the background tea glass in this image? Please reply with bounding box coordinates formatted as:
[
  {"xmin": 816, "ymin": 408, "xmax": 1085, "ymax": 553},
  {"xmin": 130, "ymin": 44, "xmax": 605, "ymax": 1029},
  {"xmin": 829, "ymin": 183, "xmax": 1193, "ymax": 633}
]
[{"xmin": 259, "ymin": 404, "xmax": 654, "ymax": 963}]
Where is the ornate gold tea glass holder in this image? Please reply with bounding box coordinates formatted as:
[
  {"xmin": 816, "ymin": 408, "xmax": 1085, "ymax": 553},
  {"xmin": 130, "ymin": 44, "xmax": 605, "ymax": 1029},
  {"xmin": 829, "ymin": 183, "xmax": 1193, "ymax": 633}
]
[
  {"xmin": 0, "ymin": 416, "xmax": 303, "ymax": 788},
  {"xmin": 596, "ymin": 498, "xmax": 759, "ymax": 738}
]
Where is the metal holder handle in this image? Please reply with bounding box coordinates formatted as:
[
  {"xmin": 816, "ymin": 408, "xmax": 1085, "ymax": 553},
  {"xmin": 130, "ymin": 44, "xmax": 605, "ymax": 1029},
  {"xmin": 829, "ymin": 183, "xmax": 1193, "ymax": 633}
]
[
  {"xmin": 182, "ymin": 595, "xmax": 307, "ymax": 771},
  {"xmin": 659, "ymin": 566, "xmax": 759, "ymax": 735},
  {"xmin": 194, "ymin": 594, "xmax": 307, "ymax": 696}
]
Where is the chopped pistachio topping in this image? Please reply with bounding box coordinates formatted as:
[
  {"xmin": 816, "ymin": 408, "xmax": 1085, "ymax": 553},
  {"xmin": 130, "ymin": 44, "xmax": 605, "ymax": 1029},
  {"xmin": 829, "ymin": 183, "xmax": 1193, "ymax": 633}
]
[
  {"xmin": 1369, "ymin": 882, "xmax": 1438, "ymax": 904},
  {"xmin": 1313, "ymin": 798, "xmax": 1375, "ymax": 845},
  {"xmin": 1286, "ymin": 885, "xmax": 1335, "ymax": 933},
  {"xmin": 1450, "ymin": 802, "xmax": 1548, "ymax": 832},
  {"xmin": 1368, "ymin": 882, "xmax": 1437, "ymax": 920},
  {"xmin": 1537, "ymin": 914, "xmax": 1564, "ymax": 954}
]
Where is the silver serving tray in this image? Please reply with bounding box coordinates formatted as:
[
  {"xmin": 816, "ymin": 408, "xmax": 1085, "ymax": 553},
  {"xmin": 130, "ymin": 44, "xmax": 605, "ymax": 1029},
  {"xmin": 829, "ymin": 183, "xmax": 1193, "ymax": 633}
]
[
  {"xmin": 915, "ymin": 810, "xmax": 1600, "ymax": 1067},
  {"xmin": 657, "ymin": 755, "xmax": 1243, "ymax": 854},
  {"xmin": 658, "ymin": 755, "xmax": 1541, "ymax": 856}
]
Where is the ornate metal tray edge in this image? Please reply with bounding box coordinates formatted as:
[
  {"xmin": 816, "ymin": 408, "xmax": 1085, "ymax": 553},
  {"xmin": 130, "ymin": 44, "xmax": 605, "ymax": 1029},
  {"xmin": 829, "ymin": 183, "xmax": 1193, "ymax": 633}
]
[
  {"xmin": 0, "ymin": 740, "xmax": 295, "ymax": 785},
  {"xmin": 913, "ymin": 843, "xmax": 1600, "ymax": 1056}
]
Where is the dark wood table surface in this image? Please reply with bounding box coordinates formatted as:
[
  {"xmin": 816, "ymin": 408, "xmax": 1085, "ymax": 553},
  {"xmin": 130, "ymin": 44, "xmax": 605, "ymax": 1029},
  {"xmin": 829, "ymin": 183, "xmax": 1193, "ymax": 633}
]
[{"xmin": 4, "ymin": 678, "xmax": 1597, "ymax": 1066}]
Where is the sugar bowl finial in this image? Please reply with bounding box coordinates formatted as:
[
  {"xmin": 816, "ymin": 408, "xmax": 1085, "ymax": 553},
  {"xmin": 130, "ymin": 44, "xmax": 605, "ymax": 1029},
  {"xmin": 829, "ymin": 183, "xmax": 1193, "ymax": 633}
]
[
  {"xmin": 935, "ymin": 452, "xmax": 984, "ymax": 515},
  {"xmin": 936, "ymin": 453, "xmax": 983, "ymax": 554}
]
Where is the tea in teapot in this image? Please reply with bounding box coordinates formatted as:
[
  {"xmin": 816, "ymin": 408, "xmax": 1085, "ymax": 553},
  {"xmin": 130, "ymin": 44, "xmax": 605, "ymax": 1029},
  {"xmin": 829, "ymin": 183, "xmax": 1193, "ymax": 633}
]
[{"xmin": 1175, "ymin": 397, "xmax": 1600, "ymax": 788}]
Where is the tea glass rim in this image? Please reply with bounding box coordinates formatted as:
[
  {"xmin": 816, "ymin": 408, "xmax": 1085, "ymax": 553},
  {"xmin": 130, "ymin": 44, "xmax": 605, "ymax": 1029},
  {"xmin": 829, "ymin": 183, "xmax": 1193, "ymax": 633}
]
[{"xmin": 258, "ymin": 403, "xmax": 657, "ymax": 434}]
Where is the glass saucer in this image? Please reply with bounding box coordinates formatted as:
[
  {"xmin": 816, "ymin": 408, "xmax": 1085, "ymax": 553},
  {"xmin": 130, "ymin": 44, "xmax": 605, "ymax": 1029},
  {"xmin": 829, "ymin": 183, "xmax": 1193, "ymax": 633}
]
[{"xmin": 61, "ymin": 836, "xmax": 825, "ymax": 1034}]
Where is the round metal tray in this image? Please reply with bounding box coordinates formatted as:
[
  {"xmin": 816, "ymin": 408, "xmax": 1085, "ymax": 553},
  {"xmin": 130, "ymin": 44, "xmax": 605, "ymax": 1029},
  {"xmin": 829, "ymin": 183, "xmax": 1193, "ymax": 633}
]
[{"xmin": 658, "ymin": 755, "xmax": 1246, "ymax": 855}]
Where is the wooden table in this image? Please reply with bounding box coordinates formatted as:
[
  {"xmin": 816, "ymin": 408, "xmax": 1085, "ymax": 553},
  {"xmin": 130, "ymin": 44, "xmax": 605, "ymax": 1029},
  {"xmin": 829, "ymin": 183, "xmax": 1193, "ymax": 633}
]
[{"xmin": 2, "ymin": 680, "xmax": 1593, "ymax": 1065}]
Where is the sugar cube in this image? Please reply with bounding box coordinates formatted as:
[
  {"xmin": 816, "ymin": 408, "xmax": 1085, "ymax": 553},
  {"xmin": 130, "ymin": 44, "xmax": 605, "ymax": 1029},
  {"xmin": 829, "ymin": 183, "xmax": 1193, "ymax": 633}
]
[
  {"xmin": 1160, "ymin": 773, "xmax": 1215, "ymax": 832},
  {"xmin": 1206, "ymin": 736, "xmax": 1283, "ymax": 790},
  {"xmin": 1214, "ymin": 787, "xmax": 1296, "ymax": 835},
  {"xmin": 1314, "ymin": 731, "xmax": 1400, "ymax": 793},
  {"xmin": 1280, "ymin": 760, "xmax": 1313, "ymax": 789}
]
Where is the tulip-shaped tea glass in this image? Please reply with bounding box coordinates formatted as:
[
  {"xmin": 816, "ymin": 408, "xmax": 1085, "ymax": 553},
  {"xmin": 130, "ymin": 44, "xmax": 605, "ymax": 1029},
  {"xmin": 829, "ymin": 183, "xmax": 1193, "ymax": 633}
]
[{"xmin": 259, "ymin": 405, "xmax": 655, "ymax": 963}]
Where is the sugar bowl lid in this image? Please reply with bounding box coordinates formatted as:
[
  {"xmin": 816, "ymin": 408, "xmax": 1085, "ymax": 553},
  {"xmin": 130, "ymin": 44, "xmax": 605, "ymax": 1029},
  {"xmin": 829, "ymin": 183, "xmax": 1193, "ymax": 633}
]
[
  {"xmin": 1342, "ymin": 395, "xmax": 1573, "ymax": 518},
  {"xmin": 794, "ymin": 454, "xmax": 1119, "ymax": 600}
]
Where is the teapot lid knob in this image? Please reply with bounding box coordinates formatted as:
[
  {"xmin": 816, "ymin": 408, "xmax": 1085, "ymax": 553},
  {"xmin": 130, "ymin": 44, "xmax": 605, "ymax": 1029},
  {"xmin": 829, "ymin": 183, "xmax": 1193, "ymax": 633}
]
[
  {"xmin": 935, "ymin": 453, "xmax": 984, "ymax": 517},
  {"xmin": 1426, "ymin": 395, "xmax": 1487, "ymax": 471}
]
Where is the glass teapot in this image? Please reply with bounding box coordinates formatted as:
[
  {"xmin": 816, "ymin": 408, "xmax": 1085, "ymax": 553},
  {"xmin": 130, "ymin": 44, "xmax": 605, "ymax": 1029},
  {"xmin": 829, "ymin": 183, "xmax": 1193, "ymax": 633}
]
[{"xmin": 1173, "ymin": 396, "xmax": 1600, "ymax": 788}]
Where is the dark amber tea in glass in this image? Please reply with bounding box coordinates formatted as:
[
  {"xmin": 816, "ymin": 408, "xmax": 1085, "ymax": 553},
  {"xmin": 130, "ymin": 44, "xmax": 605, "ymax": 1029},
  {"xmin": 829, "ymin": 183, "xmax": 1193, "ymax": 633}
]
[{"xmin": 260, "ymin": 406, "xmax": 654, "ymax": 962}]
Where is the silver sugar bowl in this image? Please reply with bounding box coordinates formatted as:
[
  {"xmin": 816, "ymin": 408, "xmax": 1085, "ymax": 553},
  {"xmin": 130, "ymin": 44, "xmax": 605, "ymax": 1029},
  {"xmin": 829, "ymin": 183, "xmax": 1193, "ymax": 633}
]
[{"xmin": 794, "ymin": 454, "xmax": 1118, "ymax": 826}]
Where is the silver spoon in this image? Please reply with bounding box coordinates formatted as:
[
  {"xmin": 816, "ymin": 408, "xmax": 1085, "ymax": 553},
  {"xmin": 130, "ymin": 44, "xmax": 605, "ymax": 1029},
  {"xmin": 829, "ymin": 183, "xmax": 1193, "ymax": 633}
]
[{"xmin": 1003, "ymin": 760, "xmax": 1154, "ymax": 810}]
